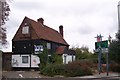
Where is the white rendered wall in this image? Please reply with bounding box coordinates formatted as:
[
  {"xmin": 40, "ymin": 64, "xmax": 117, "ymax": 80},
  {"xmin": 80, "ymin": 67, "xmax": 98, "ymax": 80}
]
[
  {"xmin": 62, "ymin": 54, "xmax": 75, "ymax": 64},
  {"xmin": 12, "ymin": 54, "xmax": 40, "ymax": 68}
]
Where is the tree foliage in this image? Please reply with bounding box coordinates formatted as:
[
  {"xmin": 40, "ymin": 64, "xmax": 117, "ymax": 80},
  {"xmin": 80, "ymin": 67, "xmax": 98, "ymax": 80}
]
[
  {"xmin": 109, "ymin": 32, "xmax": 120, "ymax": 64},
  {"xmin": 0, "ymin": 0, "xmax": 10, "ymax": 46},
  {"xmin": 71, "ymin": 46, "xmax": 95, "ymax": 60}
]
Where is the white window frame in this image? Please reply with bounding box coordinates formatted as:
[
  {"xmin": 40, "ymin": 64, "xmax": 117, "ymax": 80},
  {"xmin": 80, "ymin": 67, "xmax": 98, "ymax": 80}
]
[
  {"xmin": 47, "ymin": 43, "xmax": 51, "ymax": 49},
  {"xmin": 22, "ymin": 26, "xmax": 29, "ymax": 34}
]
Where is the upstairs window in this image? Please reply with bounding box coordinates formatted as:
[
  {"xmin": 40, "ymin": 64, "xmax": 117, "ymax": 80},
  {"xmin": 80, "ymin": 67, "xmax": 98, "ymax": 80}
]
[
  {"xmin": 22, "ymin": 26, "xmax": 29, "ymax": 34},
  {"xmin": 47, "ymin": 43, "xmax": 51, "ymax": 49}
]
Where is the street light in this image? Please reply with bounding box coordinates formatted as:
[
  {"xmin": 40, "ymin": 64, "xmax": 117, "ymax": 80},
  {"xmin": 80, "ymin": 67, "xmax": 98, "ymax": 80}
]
[{"xmin": 118, "ymin": 1, "xmax": 120, "ymax": 32}]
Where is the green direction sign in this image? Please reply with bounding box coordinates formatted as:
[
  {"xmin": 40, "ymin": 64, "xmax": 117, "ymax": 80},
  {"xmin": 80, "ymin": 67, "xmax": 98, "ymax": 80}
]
[{"xmin": 95, "ymin": 40, "xmax": 108, "ymax": 49}]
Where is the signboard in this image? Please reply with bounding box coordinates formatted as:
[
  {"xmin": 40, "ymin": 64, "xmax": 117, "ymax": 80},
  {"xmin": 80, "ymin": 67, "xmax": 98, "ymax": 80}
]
[{"xmin": 95, "ymin": 40, "xmax": 108, "ymax": 49}]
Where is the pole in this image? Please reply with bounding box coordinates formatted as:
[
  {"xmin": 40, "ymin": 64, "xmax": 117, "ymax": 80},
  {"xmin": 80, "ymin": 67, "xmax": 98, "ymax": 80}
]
[
  {"xmin": 98, "ymin": 46, "xmax": 102, "ymax": 74},
  {"xmin": 106, "ymin": 52, "xmax": 109, "ymax": 76},
  {"xmin": 118, "ymin": 2, "xmax": 120, "ymax": 32}
]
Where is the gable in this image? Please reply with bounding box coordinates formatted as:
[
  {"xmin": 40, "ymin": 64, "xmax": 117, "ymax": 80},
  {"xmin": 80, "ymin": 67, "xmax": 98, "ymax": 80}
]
[
  {"xmin": 13, "ymin": 17, "xmax": 69, "ymax": 46},
  {"xmin": 12, "ymin": 17, "xmax": 39, "ymax": 41}
]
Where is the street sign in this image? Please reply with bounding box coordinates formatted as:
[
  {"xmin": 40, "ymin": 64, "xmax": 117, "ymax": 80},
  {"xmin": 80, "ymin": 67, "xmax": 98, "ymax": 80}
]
[{"xmin": 95, "ymin": 40, "xmax": 108, "ymax": 49}]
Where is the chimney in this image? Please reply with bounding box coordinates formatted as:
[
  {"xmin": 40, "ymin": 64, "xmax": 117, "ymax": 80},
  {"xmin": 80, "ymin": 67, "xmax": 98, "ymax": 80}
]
[
  {"xmin": 37, "ymin": 18, "xmax": 44, "ymax": 24},
  {"xmin": 59, "ymin": 25, "xmax": 63, "ymax": 37}
]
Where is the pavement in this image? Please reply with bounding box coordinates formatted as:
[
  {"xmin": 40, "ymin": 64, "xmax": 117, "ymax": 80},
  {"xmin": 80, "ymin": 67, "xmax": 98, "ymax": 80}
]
[
  {"xmin": 2, "ymin": 71, "xmax": 120, "ymax": 80},
  {"xmin": 78, "ymin": 72, "xmax": 120, "ymax": 79},
  {"xmin": 2, "ymin": 71, "xmax": 41, "ymax": 78}
]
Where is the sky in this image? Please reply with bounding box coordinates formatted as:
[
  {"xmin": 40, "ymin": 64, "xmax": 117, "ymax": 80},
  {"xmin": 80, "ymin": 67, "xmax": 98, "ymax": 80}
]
[{"xmin": 2, "ymin": 0, "xmax": 120, "ymax": 52}]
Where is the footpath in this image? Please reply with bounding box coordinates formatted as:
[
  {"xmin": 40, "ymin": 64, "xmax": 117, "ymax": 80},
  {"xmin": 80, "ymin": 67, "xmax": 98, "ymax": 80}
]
[{"xmin": 78, "ymin": 72, "xmax": 120, "ymax": 79}]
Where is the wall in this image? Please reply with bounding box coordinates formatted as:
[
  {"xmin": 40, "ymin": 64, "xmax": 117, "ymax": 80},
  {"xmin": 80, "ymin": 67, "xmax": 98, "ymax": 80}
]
[
  {"xmin": 2, "ymin": 52, "xmax": 12, "ymax": 71},
  {"xmin": 12, "ymin": 54, "xmax": 40, "ymax": 68},
  {"xmin": 12, "ymin": 39, "xmax": 68, "ymax": 54},
  {"xmin": 62, "ymin": 54, "xmax": 75, "ymax": 64}
]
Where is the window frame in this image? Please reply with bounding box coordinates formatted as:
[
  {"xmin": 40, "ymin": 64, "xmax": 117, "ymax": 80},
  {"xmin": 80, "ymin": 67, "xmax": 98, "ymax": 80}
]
[
  {"xmin": 47, "ymin": 43, "xmax": 51, "ymax": 49},
  {"xmin": 22, "ymin": 26, "xmax": 29, "ymax": 34}
]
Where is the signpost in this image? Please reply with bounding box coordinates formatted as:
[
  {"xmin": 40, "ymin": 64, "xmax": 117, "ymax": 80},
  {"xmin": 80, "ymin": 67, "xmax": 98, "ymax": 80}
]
[{"xmin": 95, "ymin": 34, "xmax": 109, "ymax": 76}]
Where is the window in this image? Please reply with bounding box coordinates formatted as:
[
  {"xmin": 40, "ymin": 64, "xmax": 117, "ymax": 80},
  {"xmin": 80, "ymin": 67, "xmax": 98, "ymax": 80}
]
[
  {"xmin": 22, "ymin": 26, "xmax": 29, "ymax": 34},
  {"xmin": 22, "ymin": 56, "xmax": 28, "ymax": 63},
  {"xmin": 47, "ymin": 43, "xmax": 51, "ymax": 49}
]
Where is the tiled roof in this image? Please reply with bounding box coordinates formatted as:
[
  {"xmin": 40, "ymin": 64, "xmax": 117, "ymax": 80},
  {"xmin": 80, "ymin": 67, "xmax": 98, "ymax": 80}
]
[{"xmin": 26, "ymin": 17, "xmax": 69, "ymax": 46}]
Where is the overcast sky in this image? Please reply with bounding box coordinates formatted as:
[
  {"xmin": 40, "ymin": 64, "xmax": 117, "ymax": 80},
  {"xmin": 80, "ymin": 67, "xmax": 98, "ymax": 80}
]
[{"xmin": 2, "ymin": 0, "xmax": 120, "ymax": 52}]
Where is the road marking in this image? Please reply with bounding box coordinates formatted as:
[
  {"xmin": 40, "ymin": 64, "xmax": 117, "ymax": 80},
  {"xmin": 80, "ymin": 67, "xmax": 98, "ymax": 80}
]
[{"xmin": 19, "ymin": 74, "xmax": 23, "ymax": 78}]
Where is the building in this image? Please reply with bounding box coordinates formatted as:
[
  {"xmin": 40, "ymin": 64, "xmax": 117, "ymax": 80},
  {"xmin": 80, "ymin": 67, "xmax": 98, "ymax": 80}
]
[
  {"xmin": 12, "ymin": 17, "xmax": 75, "ymax": 69},
  {"xmin": 56, "ymin": 46, "xmax": 76, "ymax": 64}
]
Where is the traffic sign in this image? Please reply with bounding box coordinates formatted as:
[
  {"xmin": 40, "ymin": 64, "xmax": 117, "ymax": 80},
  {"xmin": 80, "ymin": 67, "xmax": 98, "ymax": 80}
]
[{"xmin": 95, "ymin": 40, "xmax": 108, "ymax": 49}]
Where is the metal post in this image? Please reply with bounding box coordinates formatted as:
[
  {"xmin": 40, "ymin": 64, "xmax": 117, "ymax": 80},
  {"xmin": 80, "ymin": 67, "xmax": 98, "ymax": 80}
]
[
  {"xmin": 0, "ymin": 51, "xmax": 2, "ymax": 80},
  {"xmin": 98, "ymin": 46, "xmax": 102, "ymax": 74},
  {"xmin": 106, "ymin": 52, "xmax": 109, "ymax": 76},
  {"xmin": 118, "ymin": 2, "xmax": 120, "ymax": 32}
]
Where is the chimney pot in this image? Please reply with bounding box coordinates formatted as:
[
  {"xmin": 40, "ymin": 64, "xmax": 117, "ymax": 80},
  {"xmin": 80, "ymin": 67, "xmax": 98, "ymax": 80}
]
[
  {"xmin": 59, "ymin": 25, "xmax": 63, "ymax": 37},
  {"xmin": 37, "ymin": 18, "xmax": 44, "ymax": 24}
]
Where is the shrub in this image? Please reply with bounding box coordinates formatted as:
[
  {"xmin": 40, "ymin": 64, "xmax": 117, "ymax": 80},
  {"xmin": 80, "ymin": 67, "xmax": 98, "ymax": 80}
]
[
  {"xmin": 40, "ymin": 60, "xmax": 93, "ymax": 77},
  {"xmin": 51, "ymin": 53, "xmax": 63, "ymax": 64},
  {"xmin": 64, "ymin": 60, "xmax": 92, "ymax": 77},
  {"xmin": 40, "ymin": 64, "xmax": 66, "ymax": 77},
  {"xmin": 109, "ymin": 61, "xmax": 120, "ymax": 72}
]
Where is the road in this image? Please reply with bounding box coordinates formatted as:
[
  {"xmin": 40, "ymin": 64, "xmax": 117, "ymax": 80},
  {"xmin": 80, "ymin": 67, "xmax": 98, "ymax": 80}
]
[{"xmin": 2, "ymin": 71, "xmax": 120, "ymax": 80}]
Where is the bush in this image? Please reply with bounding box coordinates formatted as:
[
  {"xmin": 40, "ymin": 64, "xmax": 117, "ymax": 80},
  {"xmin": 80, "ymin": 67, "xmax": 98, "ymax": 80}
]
[
  {"xmin": 110, "ymin": 61, "xmax": 120, "ymax": 72},
  {"xmin": 40, "ymin": 60, "xmax": 93, "ymax": 77},
  {"xmin": 51, "ymin": 53, "xmax": 63, "ymax": 64},
  {"xmin": 40, "ymin": 64, "xmax": 66, "ymax": 77},
  {"xmin": 64, "ymin": 60, "xmax": 92, "ymax": 77}
]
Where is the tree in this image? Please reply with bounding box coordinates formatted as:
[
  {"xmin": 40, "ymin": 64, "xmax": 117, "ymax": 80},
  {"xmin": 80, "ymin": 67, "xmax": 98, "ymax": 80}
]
[
  {"xmin": 109, "ymin": 32, "xmax": 120, "ymax": 64},
  {"xmin": 71, "ymin": 46, "xmax": 93, "ymax": 60},
  {"xmin": 0, "ymin": 0, "xmax": 10, "ymax": 46}
]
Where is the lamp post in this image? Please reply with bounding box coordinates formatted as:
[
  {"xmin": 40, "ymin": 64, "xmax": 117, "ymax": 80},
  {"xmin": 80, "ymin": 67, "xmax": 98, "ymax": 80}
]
[{"xmin": 118, "ymin": 1, "xmax": 120, "ymax": 32}]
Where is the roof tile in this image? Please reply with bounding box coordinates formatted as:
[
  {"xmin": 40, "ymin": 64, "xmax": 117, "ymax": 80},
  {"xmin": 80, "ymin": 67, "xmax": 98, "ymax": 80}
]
[{"xmin": 27, "ymin": 17, "xmax": 69, "ymax": 46}]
